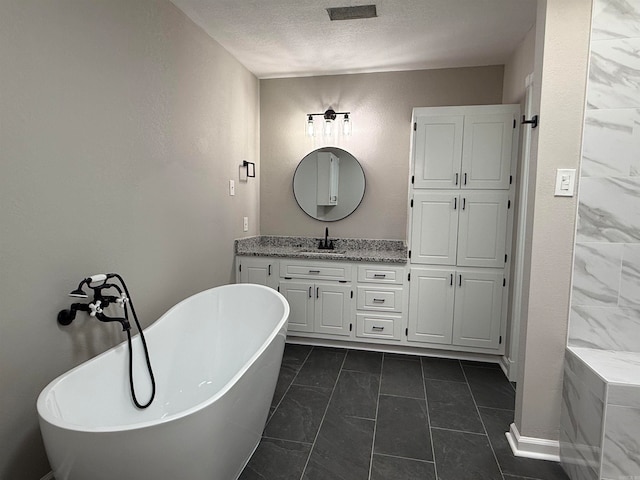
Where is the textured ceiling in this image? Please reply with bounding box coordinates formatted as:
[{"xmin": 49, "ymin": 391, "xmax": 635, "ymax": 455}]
[{"xmin": 170, "ymin": 0, "xmax": 537, "ymax": 79}]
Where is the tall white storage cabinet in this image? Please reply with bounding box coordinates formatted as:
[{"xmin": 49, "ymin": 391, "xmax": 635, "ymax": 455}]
[{"xmin": 408, "ymin": 105, "xmax": 518, "ymax": 355}]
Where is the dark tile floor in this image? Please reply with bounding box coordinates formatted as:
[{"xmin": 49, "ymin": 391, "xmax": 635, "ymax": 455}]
[{"xmin": 240, "ymin": 344, "xmax": 569, "ymax": 480}]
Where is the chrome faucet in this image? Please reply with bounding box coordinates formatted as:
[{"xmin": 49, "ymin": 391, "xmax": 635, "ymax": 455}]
[{"xmin": 318, "ymin": 227, "xmax": 334, "ymax": 250}]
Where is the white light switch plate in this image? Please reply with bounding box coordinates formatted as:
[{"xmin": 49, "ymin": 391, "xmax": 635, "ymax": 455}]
[
  {"xmin": 229, "ymin": 180, "xmax": 235, "ymax": 196},
  {"xmin": 554, "ymin": 169, "xmax": 576, "ymax": 197},
  {"xmin": 243, "ymin": 216, "xmax": 249, "ymax": 232}
]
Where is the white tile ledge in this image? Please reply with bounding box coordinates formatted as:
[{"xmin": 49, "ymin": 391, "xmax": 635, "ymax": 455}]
[
  {"xmin": 568, "ymin": 346, "xmax": 640, "ymax": 386},
  {"xmin": 505, "ymin": 422, "xmax": 561, "ymax": 462}
]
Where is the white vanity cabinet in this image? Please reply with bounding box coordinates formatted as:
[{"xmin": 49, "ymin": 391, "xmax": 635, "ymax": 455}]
[
  {"xmin": 408, "ymin": 104, "xmax": 518, "ymax": 357},
  {"xmin": 410, "ymin": 190, "xmax": 509, "ymax": 268},
  {"xmin": 355, "ymin": 264, "xmax": 407, "ymax": 342},
  {"xmin": 280, "ymin": 280, "xmax": 352, "ymax": 336},
  {"xmin": 279, "ymin": 259, "xmax": 354, "ymax": 338},
  {"xmin": 408, "ymin": 267, "xmax": 504, "ymax": 351},
  {"xmin": 412, "ymin": 109, "xmax": 515, "ymax": 190},
  {"xmin": 236, "ymin": 256, "xmax": 279, "ymax": 290}
]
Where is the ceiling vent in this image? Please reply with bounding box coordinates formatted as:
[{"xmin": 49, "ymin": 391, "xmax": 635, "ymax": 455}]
[{"xmin": 326, "ymin": 4, "xmax": 377, "ymax": 21}]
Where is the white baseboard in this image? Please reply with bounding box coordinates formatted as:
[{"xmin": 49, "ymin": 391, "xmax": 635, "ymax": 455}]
[
  {"xmin": 501, "ymin": 355, "xmax": 518, "ymax": 382},
  {"xmin": 505, "ymin": 422, "xmax": 560, "ymax": 462},
  {"xmin": 40, "ymin": 471, "xmax": 54, "ymax": 480}
]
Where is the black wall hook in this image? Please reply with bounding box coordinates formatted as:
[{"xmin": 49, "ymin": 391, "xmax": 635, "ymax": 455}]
[{"xmin": 521, "ymin": 115, "xmax": 539, "ymax": 128}]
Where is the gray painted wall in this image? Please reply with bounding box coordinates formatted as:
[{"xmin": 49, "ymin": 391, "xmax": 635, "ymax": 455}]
[
  {"xmin": 260, "ymin": 67, "xmax": 505, "ymax": 240},
  {"xmin": 515, "ymin": 0, "xmax": 592, "ymax": 441},
  {"xmin": 569, "ymin": 0, "xmax": 640, "ymax": 353},
  {"xmin": 0, "ymin": 1, "xmax": 259, "ymax": 477}
]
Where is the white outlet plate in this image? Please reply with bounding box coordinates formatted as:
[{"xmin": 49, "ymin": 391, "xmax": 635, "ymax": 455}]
[
  {"xmin": 554, "ymin": 169, "xmax": 576, "ymax": 197},
  {"xmin": 243, "ymin": 216, "xmax": 248, "ymax": 232},
  {"xmin": 229, "ymin": 180, "xmax": 235, "ymax": 196}
]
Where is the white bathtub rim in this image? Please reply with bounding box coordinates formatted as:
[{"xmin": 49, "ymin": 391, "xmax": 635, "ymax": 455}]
[{"xmin": 37, "ymin": 283, "xmax": 289, "ymax": 434}]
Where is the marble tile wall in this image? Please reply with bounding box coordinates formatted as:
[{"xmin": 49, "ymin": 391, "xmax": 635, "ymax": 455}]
[
  {"xmin": 570, "ymin": 0, "xmax": 640, "ymax": 352},
  {"xmin": 560, "ymin": 354, "xmax": 603, "ymax": 480},
  {"xmin": 561, "ymin": 348, "xmax": 640, "ymax": 480}
]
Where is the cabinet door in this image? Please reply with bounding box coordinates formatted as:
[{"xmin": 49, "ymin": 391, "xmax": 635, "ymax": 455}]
[
  {"xmin": 452, "ymin": 270, "xmax": 503, "ymax": 349},
  {"xmin": 408, "ymin": 268, "xmax": 455, "ymax": 344},
  {"xmin": 410, "ymin": 192, "xmax": 459, "ymax": 265},
  {"xmin": 279, "ymin": 281, "xmax": 314, "ymax": 333},
  {"xmin": 314, "ymin": 284, "xmax": 352, "ymax": 336},
  {"xmin": 456, "ymin": 192, "xmax": 508, "ymax": 268},
  {"xmin": 238, "ymin": 257, "xmax": 279, "ymax": 290},
  {"xmin": 461, "ymin": 113, "xmax": 514, "ymax": 189},
  {"xmin": 413, "ymin": 115, "xmax": 463, "ymax": 189}
]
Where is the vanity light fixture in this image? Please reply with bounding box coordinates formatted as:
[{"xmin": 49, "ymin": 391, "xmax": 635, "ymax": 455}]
[{"xmin": 306, "ymin": 108, "xmax": 351, "ymax": 137}]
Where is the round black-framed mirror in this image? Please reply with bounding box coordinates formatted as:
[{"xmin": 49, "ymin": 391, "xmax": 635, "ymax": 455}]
[{"xmin": 292, "ymin": 147, "xmax": 366, "ymax": 222}]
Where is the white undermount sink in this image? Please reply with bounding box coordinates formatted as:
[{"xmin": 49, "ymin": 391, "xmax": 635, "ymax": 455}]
[{"xmin": 298, "ymin": 249, "xmax": 347, "ymax": 255}]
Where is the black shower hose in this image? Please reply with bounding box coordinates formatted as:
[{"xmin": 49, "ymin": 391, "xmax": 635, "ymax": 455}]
[{"xmin": 110, "ymin": 273, "xmax": 156, "ymax": 409}]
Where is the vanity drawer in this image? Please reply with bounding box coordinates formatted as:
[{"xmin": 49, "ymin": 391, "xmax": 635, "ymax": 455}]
[
  {"xmin": 357, "ymin": 265, "xmax": 405, "ymax": 284},
  {"xmin": 356, "ymin": 286, "xmax": 403, "ymax": 312},
  {"xmin": 280, "ymin": 260, "xmax": 352, "ymax": 281},
  {"xmin": 356, "ymin": 313, "xmax": 403, "ymax": 341}
]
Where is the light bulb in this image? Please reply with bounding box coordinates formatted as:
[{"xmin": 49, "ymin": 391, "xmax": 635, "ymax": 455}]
[
  {"xmin": 342, "ymin": 114, "xmax": 351, "ymax": 136},
  {"xmin": 306, "ymin": 115, "xmax": 315, "ymax": 137},
  {"xmin": 324, "ymin": 118, "xmax": 333, "ymax": 136}
]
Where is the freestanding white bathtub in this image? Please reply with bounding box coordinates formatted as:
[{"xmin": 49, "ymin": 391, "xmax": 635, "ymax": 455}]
[{"xmin": 37, "ymin": 283, "xmax": 289, "ymax": 480}]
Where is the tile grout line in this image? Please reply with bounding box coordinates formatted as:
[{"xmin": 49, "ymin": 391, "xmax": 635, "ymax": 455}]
[
  {"xmin": 460, "ymin": 362, "xmax": 507, "ymax": 480},
  {"xmin": 267, "ymin": 345, "xmax": 315, "ymax": 420},
  {"xmin": 260, "ymin": 435, "xmax": 313, "ymax": 446},
  {"xmin": 421, "ymin": 357, "xmax": 439, "ymax": 480},
  {"xmin": 372, "ymin": 451, "xmax": 436, "ymax": 465},
  {"xmin": 366, "ymin": 352, "xmax": 384, "ymax": 480},
  {"xmin": 298, "ymin": 349, "xmax": 348, "ymax": 480},
  {"xmin": 430, "ymin": 425, "xmax": 498, "ymax": 436}
]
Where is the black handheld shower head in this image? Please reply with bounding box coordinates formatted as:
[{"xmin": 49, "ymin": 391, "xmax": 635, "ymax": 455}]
[{"xmin": 68, "ymin": 280, "xmax": 89, "ymax": 298}]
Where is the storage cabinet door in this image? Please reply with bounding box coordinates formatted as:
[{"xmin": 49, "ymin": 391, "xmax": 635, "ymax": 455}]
[
  {"xmin": 408, "ymin": 268, "xmax": 455, "ymax": 345},
  {"xmin": 452, "ymin": 270, "xmax": 503, "ymax": 349},
  {"xmin": 314, "ymin": 284, "xmax": 352, "ymax": 336},
  {"xmin": 461, "ymin": 113, "xmax": 514, "ymax": 190},
  {"xmin": 238, "ymin": 257, "xmax": 278, "ymax": 290},
  {"xmin": 410, "ymin": 192, "xmax": 459, "ymax": 265},
  {"xmin": 279, "ymin": 281, "xmax": 314, "ymax": 333},
  {"xmin": 456, "ymin": 191, "xmax": 509, "ymax": 268},
  {"xmin": 413, "ymin": 115, "xmax": 463, "ymax": 189}
]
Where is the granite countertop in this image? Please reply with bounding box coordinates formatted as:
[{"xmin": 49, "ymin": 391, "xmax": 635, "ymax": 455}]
[{"xmin": 235, "ymin": 235, "xmax": 408, "ymax": 264}]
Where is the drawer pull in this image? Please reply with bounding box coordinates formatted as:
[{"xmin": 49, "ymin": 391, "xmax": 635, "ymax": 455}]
[
  {"xmin": 372, "ymin": 298, "xmax": 386, "ymax": 303},
  {"xmin": 373, "ymin": 273, "xmax": 386, "ymax": 278},
  {"xmin": 309, "ymin": 270, "xmax": 320, "ymax": 274},
  {"xmin": 309, "ymin": 287, "xmax": 312, "ymax": 298},
  {"xmin": 372, "ymin": 326, "xmax": 385, "ymax": 331}
]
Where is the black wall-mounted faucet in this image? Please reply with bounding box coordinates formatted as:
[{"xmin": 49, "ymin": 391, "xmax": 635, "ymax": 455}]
[
  {"xmin": 58, "ymin": 277, "xmax": 130, "ymax": 331},
  {"xmin": 318, "ymin": 227, "xmax": 334, "ymax": 250}
]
